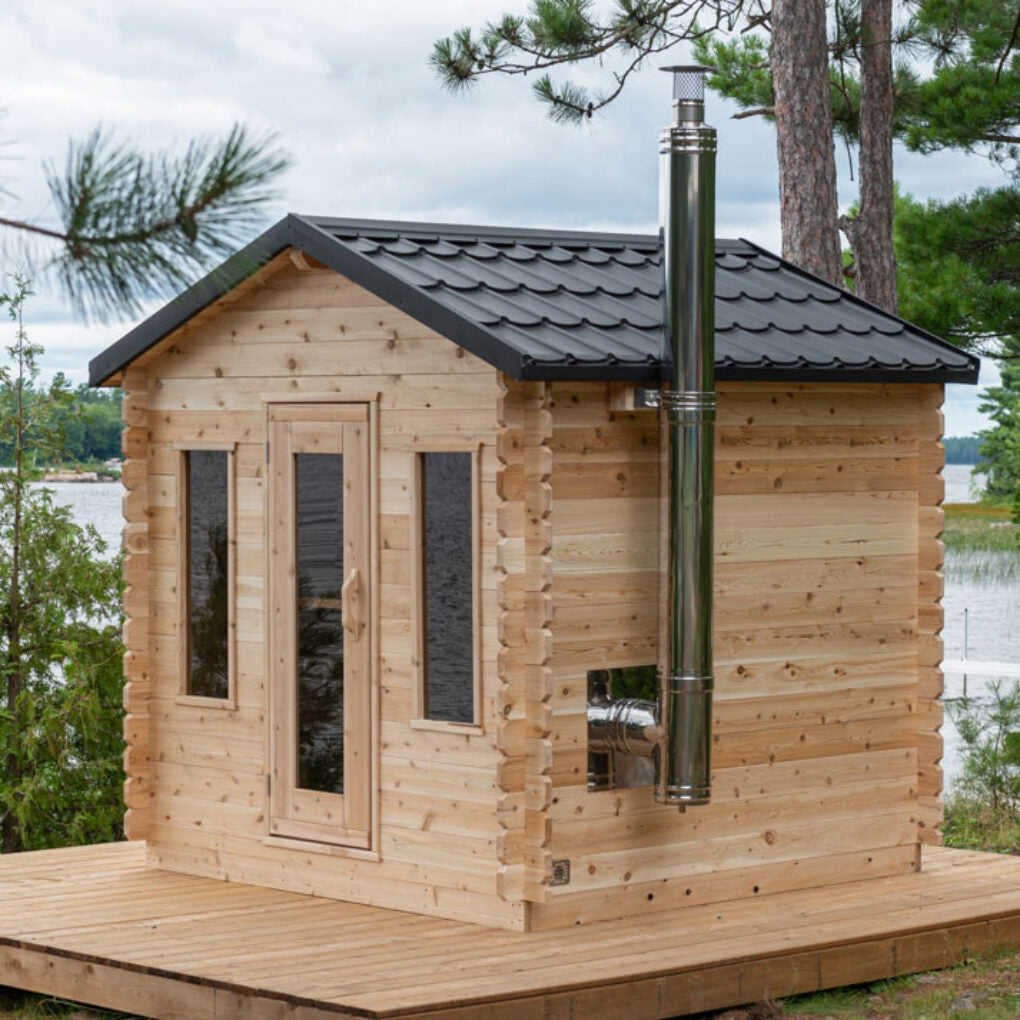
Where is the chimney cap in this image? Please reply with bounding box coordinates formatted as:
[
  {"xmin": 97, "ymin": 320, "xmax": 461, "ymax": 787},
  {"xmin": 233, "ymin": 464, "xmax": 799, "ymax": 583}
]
[{"xmin": 660, "ymin": 65, "xmax": 711, "ymax": 103}]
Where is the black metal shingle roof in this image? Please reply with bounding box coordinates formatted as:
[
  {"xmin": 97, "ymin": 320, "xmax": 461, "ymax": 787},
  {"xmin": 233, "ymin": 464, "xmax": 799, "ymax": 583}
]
[{"xmin": 89, "ymin": 214, "xmax": 979, "ymax": 386}]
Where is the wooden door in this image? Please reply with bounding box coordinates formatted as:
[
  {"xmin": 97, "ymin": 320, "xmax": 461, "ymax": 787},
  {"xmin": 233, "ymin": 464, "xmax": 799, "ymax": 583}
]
[{"xmin": 267, "ymin": 403, "xmax": 372, "ymax": 848}]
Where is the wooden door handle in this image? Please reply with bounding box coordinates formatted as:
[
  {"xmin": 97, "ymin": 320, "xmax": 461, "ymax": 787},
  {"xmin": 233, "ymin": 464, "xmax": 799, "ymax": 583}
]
[{"xmin": 342, "ymin": 568, "xmax": 362, "ymax": 642}]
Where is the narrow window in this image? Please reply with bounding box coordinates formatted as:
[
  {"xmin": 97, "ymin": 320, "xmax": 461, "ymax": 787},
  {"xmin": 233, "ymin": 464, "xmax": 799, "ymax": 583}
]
[
  {"xmin": 182, "ymin": 450, "xmax": 231, "ymax": 700},
  {"xmin": 295, "ymin": 451, "xmax": 345, "ymax": 794},
  {"xmin": 416, "ymin": 451, "xmax": 477, "ymax": 725}
]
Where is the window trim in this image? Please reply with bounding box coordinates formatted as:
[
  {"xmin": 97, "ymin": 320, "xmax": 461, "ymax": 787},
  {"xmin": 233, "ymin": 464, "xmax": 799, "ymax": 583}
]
[
  {"xmin": 174, "ymin": 442, "xmax": 237, "ymax": 710},
  {"xmin": 410, "ymin": 443, "xmax": 483, "ymax": 735}
]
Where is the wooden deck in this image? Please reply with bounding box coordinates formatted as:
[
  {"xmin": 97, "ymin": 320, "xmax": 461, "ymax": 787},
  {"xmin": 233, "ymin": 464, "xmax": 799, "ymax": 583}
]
[{"xmin": 4, "ymin": 843, "xmax": 1020, "ymax": 1019}]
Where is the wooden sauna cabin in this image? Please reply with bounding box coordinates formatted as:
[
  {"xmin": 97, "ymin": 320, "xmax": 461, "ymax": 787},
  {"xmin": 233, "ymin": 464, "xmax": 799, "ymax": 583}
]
[{"xmin": 88, "ymin": 213, "xmax": 979, "ymax": 934}]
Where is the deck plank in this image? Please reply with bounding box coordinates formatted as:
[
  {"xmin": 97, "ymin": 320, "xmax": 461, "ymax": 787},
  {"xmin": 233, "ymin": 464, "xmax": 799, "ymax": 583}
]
[{"xmin": 3, "ymin": 843, "xmax": 1020, "ymax": 1019}]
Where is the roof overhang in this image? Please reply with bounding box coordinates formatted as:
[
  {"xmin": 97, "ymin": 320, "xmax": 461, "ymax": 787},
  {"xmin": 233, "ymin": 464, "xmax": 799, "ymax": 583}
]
[{"xmin": 89, "ymin": 215, "xmax": 981, "ymax": 388}]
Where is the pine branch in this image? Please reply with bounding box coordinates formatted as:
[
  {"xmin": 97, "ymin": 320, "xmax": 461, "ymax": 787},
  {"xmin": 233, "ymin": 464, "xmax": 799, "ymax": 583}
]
[
  {"xmin": 432, "ymin": 0, "xmax": 747, "ymax": 122},
  {"xmin": 0, "ymin": 124, "xmax": 289, "ymax": 322},
  {"xmin": 995, "ymin": 1, "xmax": 1020, "ymax": 86},
  {"xmin": 0, "ymin": 218, "xmax": 68, "ymax": 243},
  {"xmin": 977, "ymin": 133, "xmax": 1020, "ymax": 144},
  {"xmin": 740, "ymin": 11, "xmax": 770, "ymax": 33}
]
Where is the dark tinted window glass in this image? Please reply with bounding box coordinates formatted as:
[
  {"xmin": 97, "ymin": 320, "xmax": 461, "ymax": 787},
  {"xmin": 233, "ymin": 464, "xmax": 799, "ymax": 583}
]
[
  {"xmin": 295, "ymin": 452, "xmax": 345, "ymax": 794},
  {"xmin": 422, "ymin": 452, "xmax": 474, "ymax": 723},
  {"xmin": 187, "ymin": 451, "xmax": 229, "ymax": 699}
]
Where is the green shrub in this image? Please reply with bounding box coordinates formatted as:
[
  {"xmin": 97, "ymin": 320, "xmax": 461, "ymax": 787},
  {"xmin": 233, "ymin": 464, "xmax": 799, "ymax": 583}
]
[{"xmin": 947, "ymin": 681, "xmax": 1020, "ymax": 820}]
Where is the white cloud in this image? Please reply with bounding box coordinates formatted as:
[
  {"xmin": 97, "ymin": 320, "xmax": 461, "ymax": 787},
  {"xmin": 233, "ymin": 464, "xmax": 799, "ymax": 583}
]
[
  {"xmin": 945, "ymin": 359, "xmax": 1000, "ymax": 439},
  {"xmin": 232, "ymin": 20, "xmax": 331, "ymax": 77}
]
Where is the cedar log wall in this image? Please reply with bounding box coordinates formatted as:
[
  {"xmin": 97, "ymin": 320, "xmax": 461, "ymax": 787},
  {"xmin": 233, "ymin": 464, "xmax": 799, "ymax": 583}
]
[
  {"xmin": 119, "ymin": 253, "xmax": 944, "ymax": 933},
  {"xmin": 528, "ymin": 380, "xmax": 943, "ymax": 930},
  {"xmin": 126, "ymin": 257, "xmax": 522, "ymax": 929}
]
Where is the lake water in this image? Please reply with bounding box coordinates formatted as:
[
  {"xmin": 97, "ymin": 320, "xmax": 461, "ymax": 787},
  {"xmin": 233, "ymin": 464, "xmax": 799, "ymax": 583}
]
[
  {"xmin": 41, "ymin": 462, "xmax": 1018, "ymax": 792},
  {"xmin": 37, "ymin": 481, "xmax": 124, "ymax": 553},
  {"xmin": 940, "ymin": 463, "xmax": 1020, "ymax": 788}
]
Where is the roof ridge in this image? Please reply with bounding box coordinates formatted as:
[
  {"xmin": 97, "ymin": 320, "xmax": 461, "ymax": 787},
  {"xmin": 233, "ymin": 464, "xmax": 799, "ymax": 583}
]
[
  {"xmin": 297, "ymin": 214, "xmax": 752, "ymax": 251},
  {"xmin": 298, "ymin": 214, "xmax": 655, "ymax": 245}
]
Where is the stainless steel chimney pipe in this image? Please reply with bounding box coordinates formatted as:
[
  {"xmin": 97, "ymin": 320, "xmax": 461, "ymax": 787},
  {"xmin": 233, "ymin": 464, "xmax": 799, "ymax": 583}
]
[
  {"xmin": 656, "ymin": 65, "xmax": 716, "ymax": 806},
  {"xmin": 584, "ymin": 67, "xmax": 716, "ymax": 809}
]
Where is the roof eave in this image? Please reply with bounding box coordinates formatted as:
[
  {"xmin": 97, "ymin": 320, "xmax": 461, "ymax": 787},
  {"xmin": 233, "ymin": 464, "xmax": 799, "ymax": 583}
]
[
  {"xmin": 518, "ymin": 361, "xmax": 978, "ymax": 385},
  {"xmin": 90, "ymin": 214, "xmax": 547, "ymax": 386},
  {"xmin": 714, "ymin": 363, "xmax": 979, "ymax": 385}
]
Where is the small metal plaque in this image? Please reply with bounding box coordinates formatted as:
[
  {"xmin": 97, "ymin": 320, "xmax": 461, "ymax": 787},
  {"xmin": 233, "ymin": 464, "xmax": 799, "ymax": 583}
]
[{"xmin": 550, "ymin": 859, "xmax": 571, "ymax": 887}]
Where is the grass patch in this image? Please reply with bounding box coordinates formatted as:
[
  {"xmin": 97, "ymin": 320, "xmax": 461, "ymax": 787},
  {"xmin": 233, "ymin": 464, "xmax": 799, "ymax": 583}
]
[
  {"xmin": 943, "ymin": 796, "xmax": 1020, "ymax": 855},
  {"xmin": 944, "ymin": 503, "xmax": 1018, "ymax": 551},
  {"xmin": 944, "ymin": 503, "xmax": 1014, "ymax": 520},
  {"xmin": 0, "ymin": 987, "xmax": 140, "ymax": 1018},
  {"xmin": 782, "ymin": 984, "xmax": 879, "ymax": 1014},
  {"xmin": 43, "ymin": 459, "xmax": 121, "ymax": 480},
  {"xmin": 943, "ymin": 504, "xmax": 1020, "ymax": 582},
  {"xmin": 745, "ymin": 949, "xmax": 1020, "ymax": 1019}
]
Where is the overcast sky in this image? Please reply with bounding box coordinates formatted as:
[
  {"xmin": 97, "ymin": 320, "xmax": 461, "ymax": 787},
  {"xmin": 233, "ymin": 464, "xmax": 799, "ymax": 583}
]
[{"xmin": 0, "ymin": 0, "xmax": 1004, "ymax": 434}]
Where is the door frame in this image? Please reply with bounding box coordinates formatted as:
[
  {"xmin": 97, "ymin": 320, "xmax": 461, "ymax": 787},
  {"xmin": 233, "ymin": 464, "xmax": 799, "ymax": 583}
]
[{"xmin": 263, "ymin": 395, "xmax": 380, "ymax": 858}]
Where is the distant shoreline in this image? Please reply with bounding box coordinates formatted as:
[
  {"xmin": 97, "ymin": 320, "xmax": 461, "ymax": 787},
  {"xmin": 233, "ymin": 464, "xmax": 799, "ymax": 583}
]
[{"xmin": 40, "ymin": 472, "xmax": 119, "ymax": 483}]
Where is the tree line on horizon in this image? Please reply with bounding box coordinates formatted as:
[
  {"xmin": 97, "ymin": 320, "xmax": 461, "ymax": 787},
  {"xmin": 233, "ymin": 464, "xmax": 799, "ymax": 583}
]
[
  {"xmin": 0, "ymin": 383, "xmax": 122, "ymax": 468},
  {"xmin": 945, "ymin": 436, "xmax": 984, "ymax": 465}
]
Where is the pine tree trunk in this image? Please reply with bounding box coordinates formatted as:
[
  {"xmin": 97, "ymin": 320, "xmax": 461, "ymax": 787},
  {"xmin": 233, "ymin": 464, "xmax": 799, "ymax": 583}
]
[
  {"xmin": 771, "ymin": 0, "xmax": 842, "ymax": 285},
  {"xmin": 853, "ymin": 0, "xmax": 898, "ymax": 312}
]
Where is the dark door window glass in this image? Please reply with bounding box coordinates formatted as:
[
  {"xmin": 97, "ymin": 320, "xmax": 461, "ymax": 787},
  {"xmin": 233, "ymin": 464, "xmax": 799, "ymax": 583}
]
[
  {"xmin": 295, "ymin": 452, "xmax": 345, "ymax": 794},
  {"xmin": 421, "ymin": 452, "xmax": 474, "ymax": 723},
  {"xmin": 186, "ymin": 450, "xmax": 229, "ymax": 699}
]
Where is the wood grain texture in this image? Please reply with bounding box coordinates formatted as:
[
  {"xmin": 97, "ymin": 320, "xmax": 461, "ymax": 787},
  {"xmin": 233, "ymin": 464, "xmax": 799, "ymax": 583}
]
[
  {"xmin": 3, "ymin": 843, "xmax": 1020, "ymax": 1019},
  {"xmin": 539, "ymin": 381, "xmax": 928, "ymax": 928},
  {"xmin": 916, "ymin": 386, "xmax": 945, "ymax": 845},
  {"xmin": 122, "ymin": 368, "xmax": 151, "ymax": 839},
  {"xmin": 495, "ymin": 379, "xmax": 528, "ymax": 904},
  {"xmin": 122, "ymin": 254, "xmax": 940, "ymax": 933},
  {"xmin": 136, "ymin": 260, "xmax": 516, "ymax": 928},
  {"xmin": 523, "ymin": 382, "xmax": 554, "ymax": 902}
]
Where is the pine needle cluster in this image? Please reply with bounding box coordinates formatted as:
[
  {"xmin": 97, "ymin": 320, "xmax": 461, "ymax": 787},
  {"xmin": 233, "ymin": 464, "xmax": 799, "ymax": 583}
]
[
  {"xmin": 1, "ymin": 124, "xmax": 289, "ymax": 321},
  {"xmin": 431, "ymin": 0, "xmax": 748, "ymax": 124}
]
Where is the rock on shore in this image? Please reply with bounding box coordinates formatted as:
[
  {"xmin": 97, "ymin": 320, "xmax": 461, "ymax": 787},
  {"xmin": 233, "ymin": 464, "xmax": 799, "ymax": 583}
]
[{"xmin": 41, "ymin": 471, "xmax": 112, "ymax": 483}]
